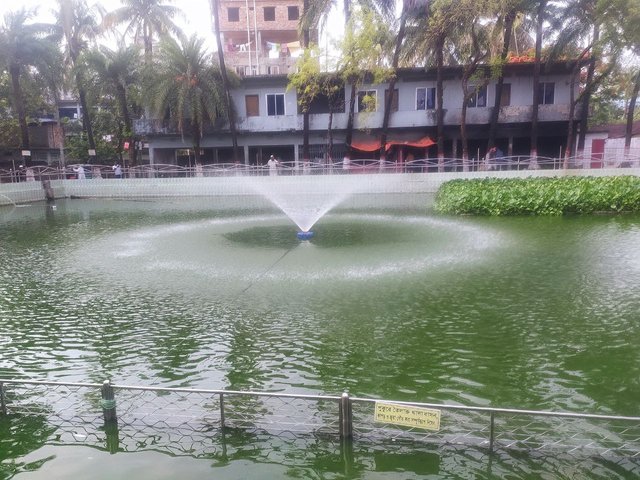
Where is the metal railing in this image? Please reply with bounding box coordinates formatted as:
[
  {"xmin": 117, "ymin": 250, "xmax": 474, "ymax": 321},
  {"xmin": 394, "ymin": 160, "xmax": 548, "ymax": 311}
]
[
  {"xmin": 1, "ymin": 154, "xmax": 639, "ymax": 184},
  {"xmin": 1, "ymin": 379, "xmax": 639, "ymax": 460}
]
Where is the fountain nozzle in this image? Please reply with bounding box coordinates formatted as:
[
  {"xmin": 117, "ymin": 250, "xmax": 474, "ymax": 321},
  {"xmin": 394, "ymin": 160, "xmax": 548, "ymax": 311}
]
[{"xmin": 297, "ymin": 231, "xmax": 314, "ymax": 240}]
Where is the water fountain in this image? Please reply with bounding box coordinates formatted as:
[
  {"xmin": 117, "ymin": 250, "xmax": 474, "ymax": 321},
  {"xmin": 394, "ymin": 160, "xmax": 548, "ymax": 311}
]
[{"xmin": 247, "ymin": 175, "xmax": 368, "ymax": 238}]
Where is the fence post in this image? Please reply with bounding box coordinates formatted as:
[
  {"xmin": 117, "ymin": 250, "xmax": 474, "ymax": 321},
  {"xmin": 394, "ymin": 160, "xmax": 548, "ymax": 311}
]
[
  {"xmin": 0, "ymin": 382, "xmax": 6, "ymax": 415},
  {"xmin": 339, "ymin": 392, "xmax": 353, "ymax": 439},
  {"xmin": 219, "ymin": 393, "xmax": 225, "ymax": 429},
  {"xmin": 489, "ymin": 411, "xmax": 495, "ymax": 453},
  {"xmin": 101, "ymin": 380, "xmax": 117, "ymax": 425}
]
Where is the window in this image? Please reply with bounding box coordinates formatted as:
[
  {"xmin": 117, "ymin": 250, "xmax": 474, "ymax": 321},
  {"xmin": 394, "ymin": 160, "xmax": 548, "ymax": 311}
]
[
  {"xmin": 267, "ymin": 93, "xmax": 285, "ymax": 116},
  {"xmin": 264, "ymin": 6, "xmax": 276, "ymax": 21},
  {"xmin": 384, "ymin": 89, "xmax": 399, "ymax": 112},
  {"xmin": 245, "ymin": 95, "xmax": 259, "ymax": 117},
  {"xmin": 227, "ymin": 7, "xmax": 240, "ymax": 22},
  {"xmin": 466, "ymin": 85, "xmax": 487, "ymax": 108},
  {"xmin": 288, "ymin": 6, "xmax": 299, "ymax": 20},
  {"xmin": 244, "ymin": 65, "xmax": 257, "ymax": 76},
  {"xmin": 416, "ymin": 87, "xmax": 436, "ymax": 110},
  {"xmin": 267, "ymin": 65, "xmax": 280, "ymax": 75},
  {"xmin": 499, "ymin": 83, "xmax": 511, "ymax": 106},
  {"xmin": 538, "ymin": 82, "xmax": 555, "ymax": 105},
  {"xmin": 357, "ymin": 90, "xmax": 377, "ymax": 112}
]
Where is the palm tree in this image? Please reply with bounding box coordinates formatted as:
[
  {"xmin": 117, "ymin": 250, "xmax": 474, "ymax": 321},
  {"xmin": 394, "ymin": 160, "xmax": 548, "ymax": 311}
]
[
  {"xmin": 379, "ymin": 0, "xmax": 419, "ymax": 160},
  {"xmin": 551, "ymin": 0, "xmax": 622, "ymax": 163},
  {"xmin": 149, "ymin": 35, "xmax": 230, "ymax": 165},
  {"xmin": 486, "ymin": 0, "xmax": 529, "ymax": 153},
  {"xmin": 529, "ymin": 0, "xmax": 547, "ymax": 164},
  {"xmin": 54, "ymin": 0, "xmax": 100, "ymax": 158},
  {"xmin": 211, "ymin": 0, "xmax": 240, "ymax": 163},
  {"xmin": 301, "ymin": 0, "xmax": 394, "ymax": 158},
  {"xmin": 455, "ymin": 5, "xmax": 490, "ymax": 170},
  {"xmin": 103, "ymin": 0, "xmax": 183, "ymax": 65},
  {"xmin": 404, "ymin": 0, "xmax": 458, "ymax": 168},
  {"xmin": 0, "ymin": 9, "xmax": 58, "ymax": 164},
  {"xmin": 83, "ymin": 45, "xmax": 141, "ymax": 166}
]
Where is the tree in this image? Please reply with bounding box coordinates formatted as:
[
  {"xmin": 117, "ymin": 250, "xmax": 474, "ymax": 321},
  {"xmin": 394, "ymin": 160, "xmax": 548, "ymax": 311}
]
[
  {"xmin": 149, "ymin": 35, "xmax": 232, "ymax": 164},
  {"xmin": 486, "ymin": 0, "xmax": 529, "ymax": 153},
  {"xmin": 0, "ymin": 9, "xmax": 58, "ymax": 163},
  {"xmin": 404, "ymin": 0, "xmax": 459, "ymax": 168},
  {"xmin": 300, "ymin": 0, "xmax": 394, "ymax": 158},
  {"xmin": 82, "ymin": 45, "xmax": 141, "ymax": 166},
  {"xmin": 455, "ymin": 3, "xmax": 490, "ymax": 170},
  {"xmin": 379, "ymin": 0, "xmax": 428, "ymax": 160},
  {"xmin": 529, "ymin": 0, "xmax": 546, "ymax": 164},
  {"xmin": 103, "ymin": 0, "xmax": 183, "ymax": 65},
  {"xmin": 288, "ymin": 47, "xmax": 322, "ymax": 167},
  {"xmin": 336, "ymin": 8, "xmax": 392, "ymax": 158},
  {"xmin": 54, "ymin": 0, "xmax": 100, "ymax": 159},
  {"xmin": 606, "ymin": 0, "xmax": 640, "ymax": 156},
  {"xmin": 211, "ymin": 0, "xmax": 240, "ymax": 163}
]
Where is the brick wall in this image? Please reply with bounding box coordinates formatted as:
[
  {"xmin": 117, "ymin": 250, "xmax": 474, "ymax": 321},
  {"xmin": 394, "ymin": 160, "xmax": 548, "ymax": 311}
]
[{"xmin": 218, "ymin": 0, "xmax": 304, "ymax": 33}]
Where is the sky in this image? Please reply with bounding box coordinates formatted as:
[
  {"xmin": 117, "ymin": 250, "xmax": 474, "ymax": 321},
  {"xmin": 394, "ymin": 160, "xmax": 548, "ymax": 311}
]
[{"xmin": 0, "ymin": 0, "xmax": 217, "ymax": 50}]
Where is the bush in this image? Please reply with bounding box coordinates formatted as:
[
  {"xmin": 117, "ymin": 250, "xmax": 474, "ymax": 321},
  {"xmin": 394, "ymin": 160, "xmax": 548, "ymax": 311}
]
[{"xmin": 434, "ymin": 176, "xmax": 640, "ymax": 216}]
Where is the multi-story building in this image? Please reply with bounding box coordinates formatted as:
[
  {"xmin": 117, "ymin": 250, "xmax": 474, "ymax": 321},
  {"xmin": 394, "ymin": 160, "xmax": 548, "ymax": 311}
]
[
  {"xmin": 139, "ymin": 61, "xmax": 582, "ymax": 167},
  {"xmin": 216, "ymin": 0, "xmax": 312, "ymax": 77}
]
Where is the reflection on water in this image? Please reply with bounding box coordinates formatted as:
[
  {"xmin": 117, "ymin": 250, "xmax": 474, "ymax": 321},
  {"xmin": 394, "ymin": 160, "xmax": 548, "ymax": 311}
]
[{"xmin": 1, "ymin": 199, "xmax": 640, "ymax": 478}]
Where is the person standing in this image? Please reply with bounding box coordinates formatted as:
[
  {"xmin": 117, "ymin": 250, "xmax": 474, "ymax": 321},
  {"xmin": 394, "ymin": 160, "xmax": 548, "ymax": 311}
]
[
  {"xmin": 267, "ymin": 155, "xmax": 279, "ymax": 176},
  {"xmin": 342, "ymin": 155, "xmax": 351, "ymax": 174},
  {"xmin": 73, "ymin": 165, "xmax": 86, "ymax": 180},
  {"xmin": 112, "ymin": 163, "xmax": 123, "ymax": 179}
]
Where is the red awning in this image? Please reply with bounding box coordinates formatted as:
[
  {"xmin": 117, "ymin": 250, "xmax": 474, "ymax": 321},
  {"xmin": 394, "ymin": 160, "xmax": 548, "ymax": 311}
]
[
  {"xmin": 350, "ymin": 138, "xmax": 382, "ymax": 152},
  {"xmin": 386, "ymin": 136, "xmax": 435, "ymax": 150},
  {"xmin": 351, "ymin": 135, "xmax": 435, "ymax": 152}
]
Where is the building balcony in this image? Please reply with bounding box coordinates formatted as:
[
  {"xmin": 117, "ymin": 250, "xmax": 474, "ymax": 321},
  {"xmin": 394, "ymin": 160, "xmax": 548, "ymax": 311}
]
[{"xmin": 134, "ymin": 119, "xmax": 226, "ymax": 136}]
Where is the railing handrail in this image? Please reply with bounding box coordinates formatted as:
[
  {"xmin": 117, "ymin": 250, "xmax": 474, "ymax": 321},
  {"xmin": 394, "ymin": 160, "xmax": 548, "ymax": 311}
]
[{"xmin": 2, "ymin": 378, "xmax": 637, "ymax": 422}]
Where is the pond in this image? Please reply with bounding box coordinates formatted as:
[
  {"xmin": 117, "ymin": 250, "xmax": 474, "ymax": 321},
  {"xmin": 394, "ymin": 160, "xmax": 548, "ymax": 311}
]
[{"xmin": 1, "ymin": 198, "xmax": 639, "ymax": 479}]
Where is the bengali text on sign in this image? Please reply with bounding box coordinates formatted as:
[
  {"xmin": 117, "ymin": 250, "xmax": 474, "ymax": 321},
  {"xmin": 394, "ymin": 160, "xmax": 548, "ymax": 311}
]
[{"xmin": 374, "ymin": 402, "xmax": 441, "ymax": 431}]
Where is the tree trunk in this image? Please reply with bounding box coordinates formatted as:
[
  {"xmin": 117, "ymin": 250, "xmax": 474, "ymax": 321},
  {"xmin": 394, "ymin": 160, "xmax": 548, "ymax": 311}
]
[
  {"xmin": 344, "ymin": 83, "xmax": 357, "ymax": 157},
  {"xmin": 488, "ymin": 9, "xmax": 516, "ymax": 151},
  {"xmin": 379, "ymin": 11, "xmax": 407, "ymax": 159},
  {"xmin": 436, "ymin": 37, "xmax": 445, "ymax": 171},
  {"xmin": 116, "ymin": 84, "xmax": 136, "ymax": 167},
  {"xmin": 530, "ymin": 0, "xmax": 545, "ymax": 164},
  {"xmin": 193, "ymin": 125, "xmax": 201, "ymax": 165},
  {"xmin": 77, "ymin": 77, "xmax": 96, "ymax": 153},
  {"xmin": 576, "ymin": 23, "xmax": 600, "ymax": 157},
  {"xmin": 53, "ymin": 93, "xmax": 66, "ymax": 168},
  {"xmin": 327, "ymin": 106, "xmax": 334, "ymax": 167},
  {"xmin": 9, "ymin": 63, "xmax": 30, "ymax": 158},
  {"xmin": 461, "ymin": 99, "xmax": 469, "ymax": 171},
  {"xmin": 625, "ymin": 70, "xmax": 640, "ymax": 157},
  {"xmin": 564, "ymin": 63, "xmax": 581, "ymax": 168},
  {"xmin": 212, "ymin": 0, "xmax": 241, "ymax": 163},
  {"xmin": 301, "ymin": 0, "xmax": 310, "ymax": 164}
]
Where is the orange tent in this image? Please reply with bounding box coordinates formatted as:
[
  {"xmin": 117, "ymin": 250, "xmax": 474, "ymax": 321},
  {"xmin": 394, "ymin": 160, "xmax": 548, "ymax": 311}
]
[{"xmin": 351, "ymin": 134, "xmax": 435, "ymax": 152}]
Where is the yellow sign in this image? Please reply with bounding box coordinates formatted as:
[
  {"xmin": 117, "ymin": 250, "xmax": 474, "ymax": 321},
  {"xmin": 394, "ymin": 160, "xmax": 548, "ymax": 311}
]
[{"xmin": 374, "ymin": 402, "xmax": 441, "ymax": 431}]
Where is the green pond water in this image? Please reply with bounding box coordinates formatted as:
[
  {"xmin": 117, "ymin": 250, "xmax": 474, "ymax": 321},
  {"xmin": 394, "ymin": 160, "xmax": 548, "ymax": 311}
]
[{"xmin": 1, "ymin": 197, "xmax": 639, "ymax": 479}]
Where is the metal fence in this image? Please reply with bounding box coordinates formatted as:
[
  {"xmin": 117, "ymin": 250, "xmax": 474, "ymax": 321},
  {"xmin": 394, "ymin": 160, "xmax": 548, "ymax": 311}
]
[
  {"xmin": 1, "ymin": 154, "xmax": 640, "ymax": 184},
  {"xmin": 1, "ymin": 379, "xmax": 639, "ymax": 460}
]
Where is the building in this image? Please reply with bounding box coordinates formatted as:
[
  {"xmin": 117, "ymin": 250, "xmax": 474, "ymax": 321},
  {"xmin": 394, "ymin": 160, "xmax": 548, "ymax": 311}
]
[
  {"xmin": 140, "ymin": 61, "xmax": 581, "ymax": 168},
  {"xmin": 216, "ymin": 0, "xmax": 312, "ymax": 77},
  {"xmin": 583, "ymin": 121, "xmax": 640, "ymax": 168}
]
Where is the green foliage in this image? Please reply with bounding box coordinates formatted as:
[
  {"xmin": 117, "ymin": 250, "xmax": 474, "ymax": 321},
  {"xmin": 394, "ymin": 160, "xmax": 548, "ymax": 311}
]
[
  {"xmin": 435, "ymin": 176, "xmax": 640, "ymax": 216},
  {"xmin": 337, "ymin": 8, "xmax": 393, "ymax": 85},
  {"xmin": 64, "ymin": 109, "xmax": 120, "ymax": 163},
  {"xmin": 288, "ymin": 46, "xmax": 322, "ymax": 113}
]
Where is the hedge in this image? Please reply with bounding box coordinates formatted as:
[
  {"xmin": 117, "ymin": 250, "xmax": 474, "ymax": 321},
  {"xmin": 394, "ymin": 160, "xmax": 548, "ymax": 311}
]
[{"xmin": 434, "ymin": 176, "xmax": 640, "ymax": 216}]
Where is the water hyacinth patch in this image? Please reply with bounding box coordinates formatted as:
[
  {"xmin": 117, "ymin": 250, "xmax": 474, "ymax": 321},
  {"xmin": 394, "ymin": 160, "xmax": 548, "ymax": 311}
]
[{"xmin": 434, "ymin": 176, "xmax": 640, "ymax": 216}]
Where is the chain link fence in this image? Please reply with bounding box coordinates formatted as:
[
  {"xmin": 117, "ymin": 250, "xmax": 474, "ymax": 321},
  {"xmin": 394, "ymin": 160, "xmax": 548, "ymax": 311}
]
[{"xmin": 1, "ymin": 379, "xmax": 639, "ymax": 461}]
